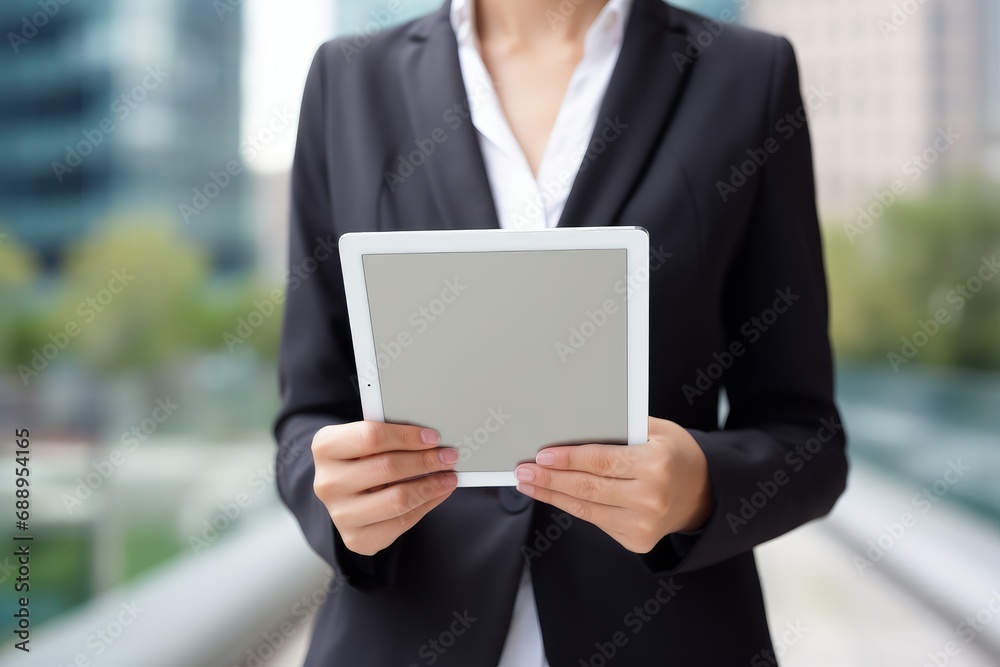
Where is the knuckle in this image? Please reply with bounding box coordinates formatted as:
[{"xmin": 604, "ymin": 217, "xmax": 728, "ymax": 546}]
[
  {"xmin": 341, "ymin": 531, "xmax": 374, "ymax": 557},
  {"xmin": 646, "ymin": 498, "xmax": 668, "ymax": 518},
  {"xmin": 568, "ymin": 499, "xmax": 590, "ymax": 522},
  {"xmin": 389, "ymin": 485, "xmax": 414, "ymax": 515},
  {"xmin": 420, "ymin": 475, "xmax": 446, "ymax": 500},
  {"xmin": 656, "ymin": 448, "xmax": 674, "ymax": 473},
  {"xmin": 311, "ymin": 426, "xmax": 333, "ymax": 456},
  {"xmin": 624, "ymin": 536, "xmax": 653, "ymax": 554},
  {"xmin": 396, "ymin": 507, "xmax": 420, "ymax": 532},
  {"xmin": 356, "ymin": 421, "xmax": 381, "ymax": 452},
  {"xmin": 589, "ymin": 450, "xmax": 614, "ymax": 476},
  {"xmin": 328, "ymin": 504, "xmax": 349, "ymax": 528},
  {"xmin": 575, "ymin": 475, "xmax": 598, "ymax": 501},
  {"xmin": 422, "ymin": 448, "xmax": 443, "ymax": 471},
  {"xmin": 643, "ymin": 488, "xmax": 670, "ymax": 516},
  {"xmin": 340, "ymin": 530, "xmax": 358, "ymax": 549},
  {"xmin": 370, "ymin": 455, "xmax": 396, "ymax": 485},
  {"xmin": 633, "ymin": 519, "xmax": 660, "ymax": 552},
  {"xmin": 312, "ymin": 473, "xmax": 333, "ymax": 500},
  {"xmin": 407, "ymin": 427, "xmax": 427, "ymax": 449}
]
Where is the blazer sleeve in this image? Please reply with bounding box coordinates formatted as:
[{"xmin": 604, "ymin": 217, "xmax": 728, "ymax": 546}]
[
  {"xmin": 641, "ymin": 36, "xmax": 849, "ymax": 575},
  {"xmin": 273, "ymin": 44, "xmax": 402, "ymax": 591}
]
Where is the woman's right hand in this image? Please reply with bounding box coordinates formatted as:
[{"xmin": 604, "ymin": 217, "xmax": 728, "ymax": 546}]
[{"xmin": 311, "ymin": 421, "xmax": 459, "ymax": 556}]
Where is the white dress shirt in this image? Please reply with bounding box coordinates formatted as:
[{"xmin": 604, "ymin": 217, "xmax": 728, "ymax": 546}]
[{"xmin": 448, "ymin": 0, "xmax": 632, "ymax": 664}]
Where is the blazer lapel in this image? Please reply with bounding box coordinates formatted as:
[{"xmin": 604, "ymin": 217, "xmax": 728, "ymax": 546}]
[
  {"xmin": 559, "ymin": 0, "xmax": 694, "ymax": 228},
  {"xmin": 398, "ymin": 5, "xmax": 500, "ymax": 230}
]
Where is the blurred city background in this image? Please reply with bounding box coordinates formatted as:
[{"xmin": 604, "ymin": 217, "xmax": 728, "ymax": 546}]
[{"xmin": 0, "ymin": 0, "xmax": 998, "ymax": 665}]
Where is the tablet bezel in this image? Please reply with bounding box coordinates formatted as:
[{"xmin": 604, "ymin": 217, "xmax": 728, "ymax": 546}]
[{"xmin": 339, "ymin": 227, "xmax": 649, "ymax": 487}]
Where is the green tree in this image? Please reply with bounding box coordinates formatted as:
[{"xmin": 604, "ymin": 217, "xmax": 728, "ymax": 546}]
[
  {"xmin": 51, "ymin": 220, "xmax": 210, "ymax": 372},
  {"xmin": 825, "ymin": 180, "xmax": 1000, "ymax": 371}
]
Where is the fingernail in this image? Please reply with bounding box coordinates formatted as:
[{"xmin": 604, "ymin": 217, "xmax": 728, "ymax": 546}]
[
  {"xmin": 517, "ymin": 483, "xmax": 536, "ymax": 496},
  {"xmin": 441, "ymin": 472, "xmax": 458, "ymax": 487},
  {"xmin": 420, "ymin": 429, "xmax": 439, "ymax": 445},
  {"xmin": 536, "ymin": 451, "xmax": 556, "ymax": 466},
  {"xmin": 515, "ymin": 466, "xmax": 534, "ymax": 482},
  {"xmin": 439, "ymin": 448, "xmax": 459, "ymax": 465}
]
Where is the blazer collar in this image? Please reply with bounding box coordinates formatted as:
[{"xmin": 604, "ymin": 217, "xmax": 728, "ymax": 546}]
[{"xmin": 399, "ymin": 0, "xmax": 693, "ymax": 230}]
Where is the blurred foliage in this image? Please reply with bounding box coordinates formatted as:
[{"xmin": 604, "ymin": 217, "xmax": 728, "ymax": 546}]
[
  {"xmin": 0, "ymin": 230, "xmax": 39, "ymax": 286},
  {"xmin": 0, "ymin": 219, "xmax": 283, "ymax": 376},
  {"xmin": 0, "ymin": 527, "xmax": 90, "ymax": 626},
  {"xmin": 3, "ymin": 186, "xmax": 999, "ymax": 377},
  {"xmin": 123, "ymin": 520, "xmax": 184, "ymax": 581},
  {"xmin": 824, "ymin": 180, "xmax": 1000, "ymax": 371}
]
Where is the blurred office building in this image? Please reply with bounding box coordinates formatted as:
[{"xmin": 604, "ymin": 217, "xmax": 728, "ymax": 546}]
[
  {"xmin": 746, "ymin": 0, "xmax": 1000, "ymax": 218},
  {"xmin": 0, "ymin": 0, "xmax": 251, "ymax": 272},
  {"xmin": 334, "ymin": 0, "xmax": 441, "ymax": 36}
]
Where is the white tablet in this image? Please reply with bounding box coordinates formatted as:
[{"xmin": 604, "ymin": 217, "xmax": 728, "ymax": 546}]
[{"xmin": 339, "ymin": 228, "xmax": 649, "ymax": 487}]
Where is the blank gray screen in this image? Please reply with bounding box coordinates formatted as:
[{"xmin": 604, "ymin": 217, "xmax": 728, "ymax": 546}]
[{"xmin": 362, "ymin": 249, "xmax": 627, "ymax": 472}]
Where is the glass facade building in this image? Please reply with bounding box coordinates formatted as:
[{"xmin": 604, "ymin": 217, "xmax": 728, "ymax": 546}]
[{"xmin": 0, "ymin": 0, "xmax": 249, "ymax": 271}]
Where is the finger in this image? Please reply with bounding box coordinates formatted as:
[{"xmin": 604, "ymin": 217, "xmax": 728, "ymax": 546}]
[
  {"xmin": 346, "ymin": 490, "xmax": 454, "ymax": 555},
  {"xmin": 338, "ymin": 471, "xmax": 458, "ymax": 527},
  {"xmin": 515, "ymin": 465, "xmax": 634, "ymax": 507},
  {"xmin": 342, "ymin": 447, "xmax": 460, "ymax": 493},
  {"xmin": 316, "ymin": 421, "xmax": 440, "ymax": 460},
  {"xmin": 534, "ymin": 444, "xmax": 639, "ymax": 479},
  {"xmin": 516, "ymin": 482, "xmax": 627, "ymax": 533}
]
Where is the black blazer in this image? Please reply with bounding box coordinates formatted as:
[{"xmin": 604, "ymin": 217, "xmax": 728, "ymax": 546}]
[{"xmin": 274, "ymin": 0, "xmax": 848, "ymax": 664}]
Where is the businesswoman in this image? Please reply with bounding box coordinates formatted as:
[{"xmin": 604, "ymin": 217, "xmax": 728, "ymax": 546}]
[{"xmin": 274, "ymin": 0, "xmax": 848, "ymax": 664}]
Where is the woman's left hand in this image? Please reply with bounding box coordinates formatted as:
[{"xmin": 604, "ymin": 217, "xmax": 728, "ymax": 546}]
[{"xmin": 515, "ymin": 416, "xmax": 714, "ymax": 553}]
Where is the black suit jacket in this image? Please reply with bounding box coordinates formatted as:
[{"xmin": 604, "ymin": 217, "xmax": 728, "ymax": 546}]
[{"xmin": 273, "ymin": 1, "xmax": 848, "ymax": 665}]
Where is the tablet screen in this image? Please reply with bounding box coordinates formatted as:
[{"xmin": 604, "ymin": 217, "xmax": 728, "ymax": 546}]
[{"xmin": 361, "ymin": 249, "xmax": 628, "ymax": 472}]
